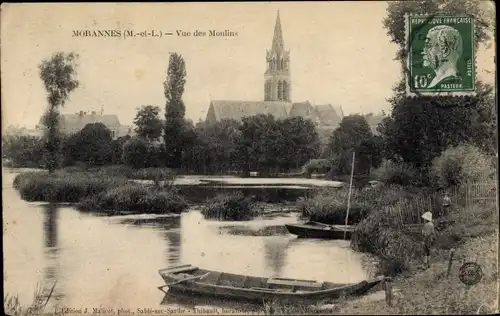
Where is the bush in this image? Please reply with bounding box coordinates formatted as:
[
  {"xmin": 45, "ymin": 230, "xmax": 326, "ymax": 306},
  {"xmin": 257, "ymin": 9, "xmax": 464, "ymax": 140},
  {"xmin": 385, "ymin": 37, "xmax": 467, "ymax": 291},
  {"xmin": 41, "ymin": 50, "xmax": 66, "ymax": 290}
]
[
  {"xmin": 14, "ymin": 172, "xmax": 126, "ymax": 202},
  {"xmin": 201, "ymin": 193, "xmax": 262, "ymax": 221},
  {"xmin": 298, "ymin": 185, "xmax": 413, "ymax": 225},
  {"xmin": 430, "ymin": 144, "xmax": 495, "ymax": 188},
  {"xmin": 371, "ymin": 160, "xmax": 425, "ymax": 186},
  {"xmin": 77, "ymin": 184, "xmax": 188, "ymax": 214},
  {"xmin": 301, "ymin": 159, "xmax": 332, "ymax": 175},
  {"xmin": 122, "ymin": 137, "xmax": 149, "ymax": 169}
]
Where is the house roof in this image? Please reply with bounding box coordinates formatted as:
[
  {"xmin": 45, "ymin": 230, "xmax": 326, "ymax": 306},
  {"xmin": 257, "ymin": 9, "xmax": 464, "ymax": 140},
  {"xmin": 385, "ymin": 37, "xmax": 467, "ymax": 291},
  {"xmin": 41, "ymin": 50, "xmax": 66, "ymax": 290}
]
[
  {"xmin": 314, "ymin": 104, "xmax": 341, "ymax": 126},
  {"xmin": 208, "ymin": 100, "xmax": 290, "ymax": 121},
  {"xmin": 39, "ymin": 113, "xmax": 121, "ymax": 132}
]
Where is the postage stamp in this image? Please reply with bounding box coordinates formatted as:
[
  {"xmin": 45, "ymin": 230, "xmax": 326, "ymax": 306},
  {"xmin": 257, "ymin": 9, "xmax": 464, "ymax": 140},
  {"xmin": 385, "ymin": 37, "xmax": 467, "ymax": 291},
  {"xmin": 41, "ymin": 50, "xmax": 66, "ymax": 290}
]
[{"xmin": 405, "ymin": 14, "xmax": 476, "ymax": 97}]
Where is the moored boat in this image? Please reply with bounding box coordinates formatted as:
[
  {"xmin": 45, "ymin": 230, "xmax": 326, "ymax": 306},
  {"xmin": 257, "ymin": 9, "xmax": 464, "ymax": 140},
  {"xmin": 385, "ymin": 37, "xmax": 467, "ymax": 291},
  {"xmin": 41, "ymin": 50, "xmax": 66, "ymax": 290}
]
[
  {"xmin": 158, "ymin": 264, "xmax": 383, "ymax": 302},
  {"xmin": 285, "ymin": 221, "xmax": 355, "ymax": 239}
]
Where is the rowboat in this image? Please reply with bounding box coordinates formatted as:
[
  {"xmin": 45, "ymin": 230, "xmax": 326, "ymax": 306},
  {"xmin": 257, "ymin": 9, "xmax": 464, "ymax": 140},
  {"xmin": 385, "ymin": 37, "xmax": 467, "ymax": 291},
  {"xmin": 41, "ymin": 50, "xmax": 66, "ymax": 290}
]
[
  {"xmin": 158, "ymin": 264, "xmax": 383, "ymax": 302},
  {"xmin": 285, "ymin": 221, "xmax": 355, "ymax": 239}
]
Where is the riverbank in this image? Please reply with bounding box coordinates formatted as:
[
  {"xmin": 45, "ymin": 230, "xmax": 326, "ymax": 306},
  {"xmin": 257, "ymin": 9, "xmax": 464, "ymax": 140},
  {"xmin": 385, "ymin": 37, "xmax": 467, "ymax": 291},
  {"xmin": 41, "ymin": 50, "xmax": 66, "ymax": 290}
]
[{"xmin": 266, "ymin": 213, "xmax": 499, "ymax": 315}]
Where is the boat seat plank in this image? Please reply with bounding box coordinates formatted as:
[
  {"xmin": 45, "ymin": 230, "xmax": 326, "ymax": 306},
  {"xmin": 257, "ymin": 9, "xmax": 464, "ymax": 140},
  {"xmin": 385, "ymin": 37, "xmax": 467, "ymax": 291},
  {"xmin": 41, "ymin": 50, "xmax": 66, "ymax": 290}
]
[
  {"xmin": 162, "ymin": 265, "xmax": 198, "ymax": 274},
  {"xmin": 267, "ymin": 278, "xmax": 323, "ymax": 288}
]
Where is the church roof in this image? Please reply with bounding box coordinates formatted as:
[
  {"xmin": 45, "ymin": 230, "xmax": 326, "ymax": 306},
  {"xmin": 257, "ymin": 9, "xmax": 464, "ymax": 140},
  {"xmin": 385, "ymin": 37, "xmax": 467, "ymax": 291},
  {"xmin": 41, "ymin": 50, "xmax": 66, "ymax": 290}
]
[
  {"xmin": 271, "ymin": 10, "xmax": 285, "ymax": 53},
  {"xmin": 314, "ymin": 104, "xmax": 341, "ymax": 126},
  {"xmin": 289, "ymin": 101, "xmax": 317, "ymax": 120},
  {"xmin": 208, "ymin": 100, "xmax": 290, "ymax": 122}
]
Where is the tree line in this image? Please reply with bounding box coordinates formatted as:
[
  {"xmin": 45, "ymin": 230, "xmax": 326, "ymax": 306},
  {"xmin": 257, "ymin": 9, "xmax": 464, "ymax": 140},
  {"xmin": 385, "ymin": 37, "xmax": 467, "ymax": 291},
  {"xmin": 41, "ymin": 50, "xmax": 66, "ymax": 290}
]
[{"xmin": 2, "ymin": 0, "xmax": 496, "ymax": 186}]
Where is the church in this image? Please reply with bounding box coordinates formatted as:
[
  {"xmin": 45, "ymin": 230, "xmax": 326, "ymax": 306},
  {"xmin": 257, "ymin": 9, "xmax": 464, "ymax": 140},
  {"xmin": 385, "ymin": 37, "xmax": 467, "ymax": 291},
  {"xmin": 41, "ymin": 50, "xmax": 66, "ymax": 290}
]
[{"xmin": 205, "ymin": 10, "xmax": 343, "ymax": 139}]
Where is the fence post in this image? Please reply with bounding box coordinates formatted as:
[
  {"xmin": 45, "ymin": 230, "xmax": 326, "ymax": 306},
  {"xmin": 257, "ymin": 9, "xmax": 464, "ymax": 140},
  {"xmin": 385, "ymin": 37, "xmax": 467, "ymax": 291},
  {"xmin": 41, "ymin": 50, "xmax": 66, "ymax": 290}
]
[
  {"xmin": 446, "ymin": 248, "xmax": 455, "ymax": 278},
  {"xmin": 384, "ymin": 277, "xmax": 393, "ymax": 306}
]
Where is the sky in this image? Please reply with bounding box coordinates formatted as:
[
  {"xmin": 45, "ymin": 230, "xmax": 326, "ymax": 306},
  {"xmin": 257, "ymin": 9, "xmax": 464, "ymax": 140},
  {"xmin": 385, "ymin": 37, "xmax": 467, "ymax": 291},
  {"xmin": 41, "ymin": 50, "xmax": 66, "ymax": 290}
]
[{"xmin": 1, "ymin": 2, "xmax": 496, "ymax": 129}]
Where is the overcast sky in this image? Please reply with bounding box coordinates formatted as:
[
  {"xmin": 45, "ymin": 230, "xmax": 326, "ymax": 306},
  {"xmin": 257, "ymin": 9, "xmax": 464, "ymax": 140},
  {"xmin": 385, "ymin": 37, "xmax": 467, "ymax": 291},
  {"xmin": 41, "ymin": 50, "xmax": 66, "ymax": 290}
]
[{"xmin": 1, "ymin": 2, "xmax": 495, "ymax": 129}]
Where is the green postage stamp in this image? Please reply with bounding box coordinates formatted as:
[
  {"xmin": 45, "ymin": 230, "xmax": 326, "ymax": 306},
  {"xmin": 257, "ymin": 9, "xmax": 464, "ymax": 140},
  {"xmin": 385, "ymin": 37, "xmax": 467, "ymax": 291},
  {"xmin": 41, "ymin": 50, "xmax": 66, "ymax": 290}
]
[{"xmin": 405, "ymin": 14, "xmax": 476, "ymax": 96}]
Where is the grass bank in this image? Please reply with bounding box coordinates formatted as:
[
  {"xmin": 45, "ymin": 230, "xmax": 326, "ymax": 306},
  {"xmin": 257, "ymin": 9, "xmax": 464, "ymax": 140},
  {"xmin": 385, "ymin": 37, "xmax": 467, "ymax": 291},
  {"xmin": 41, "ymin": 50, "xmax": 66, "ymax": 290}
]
[
  {"xmin": 4, "ymin": 283, "xmax": 53, "ymax": 316},
  {"xmin": 263, "ymin": 222, "xmax": 498, "ymax": 315},
  {"xmin": 13, "ymin": 171, "xmax": 188, "ymax": 215},
  {"xmin": 298, "ymin": 184, "xmax": 416, "ymax": 225}
]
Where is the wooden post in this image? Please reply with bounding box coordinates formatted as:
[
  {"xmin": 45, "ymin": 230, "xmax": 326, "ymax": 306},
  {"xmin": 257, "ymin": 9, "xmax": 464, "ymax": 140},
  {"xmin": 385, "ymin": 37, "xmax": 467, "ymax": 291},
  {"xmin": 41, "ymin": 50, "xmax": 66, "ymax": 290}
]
[
  {"xmin": 384, "ymin": 277, "xmax": 393, "ymax": 306},
  {"xmin": 344, "ymin": 151, "xmax": 355, "ymax": 240},
  {"xmin": 446, "ymin": 248, "xmax": 455, "ymax": 278}
]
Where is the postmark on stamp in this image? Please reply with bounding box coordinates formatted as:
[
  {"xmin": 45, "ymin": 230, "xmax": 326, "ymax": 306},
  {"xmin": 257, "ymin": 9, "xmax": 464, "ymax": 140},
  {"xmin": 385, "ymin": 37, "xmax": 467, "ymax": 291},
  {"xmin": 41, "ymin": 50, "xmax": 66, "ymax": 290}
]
[
  {"xmin": 405, "ymin": 14, "xmax": 476, "ymax": 97},
  {"xmin": 458, "ymin": 262, "xmax": 483, "ymax": 286}
]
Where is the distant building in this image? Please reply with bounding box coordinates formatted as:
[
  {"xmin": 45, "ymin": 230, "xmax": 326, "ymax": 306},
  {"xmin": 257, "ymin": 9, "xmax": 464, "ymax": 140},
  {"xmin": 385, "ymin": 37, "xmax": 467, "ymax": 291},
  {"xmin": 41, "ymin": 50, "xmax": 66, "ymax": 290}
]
[
  {"xmin": 205, "ymin": 10, "xmax": 343, "ymax": 137},
  {"xmin": 36, "ymin": 110, "xmax": 134, "ymax": 140}
]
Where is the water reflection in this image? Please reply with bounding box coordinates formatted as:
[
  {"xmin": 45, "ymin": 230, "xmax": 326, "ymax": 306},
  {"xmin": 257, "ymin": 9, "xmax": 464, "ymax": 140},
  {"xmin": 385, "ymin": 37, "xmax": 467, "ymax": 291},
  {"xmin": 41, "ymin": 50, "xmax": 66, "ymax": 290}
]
[
  {"xmin": 263, "ymin": 237, "xmax": 290, "ymax": 277},
  {"xmin": 162, "ymin": 217, "xmax": 182, "ymax": 266},
  {"xmin": 42, "ymin": 203, "xmax": 64, "ymax": 302}
]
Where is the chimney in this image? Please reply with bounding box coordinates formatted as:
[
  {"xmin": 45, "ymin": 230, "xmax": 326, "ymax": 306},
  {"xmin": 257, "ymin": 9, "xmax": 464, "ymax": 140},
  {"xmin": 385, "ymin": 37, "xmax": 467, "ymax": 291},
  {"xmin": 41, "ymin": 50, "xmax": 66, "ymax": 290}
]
[{"xmin": 79, "ymin": 111, "xmax": 83, "ymax": 116}]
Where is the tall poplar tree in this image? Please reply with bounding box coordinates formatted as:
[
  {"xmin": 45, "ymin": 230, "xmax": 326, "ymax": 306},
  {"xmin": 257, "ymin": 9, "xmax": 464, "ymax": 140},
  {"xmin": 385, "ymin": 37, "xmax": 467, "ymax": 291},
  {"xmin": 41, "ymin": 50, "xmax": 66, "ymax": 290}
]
[{"xmin": 163, "ymin": 53, "xmax": 187, "ymax": 168}]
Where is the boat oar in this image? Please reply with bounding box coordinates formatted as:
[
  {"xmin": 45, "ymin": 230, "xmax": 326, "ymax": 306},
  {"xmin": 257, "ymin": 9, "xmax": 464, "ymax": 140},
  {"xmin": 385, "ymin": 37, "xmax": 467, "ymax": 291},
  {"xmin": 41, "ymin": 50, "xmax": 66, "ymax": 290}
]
[{"xmin": 309, "ymin": 221, "xmax": 331, "ymax": 227}]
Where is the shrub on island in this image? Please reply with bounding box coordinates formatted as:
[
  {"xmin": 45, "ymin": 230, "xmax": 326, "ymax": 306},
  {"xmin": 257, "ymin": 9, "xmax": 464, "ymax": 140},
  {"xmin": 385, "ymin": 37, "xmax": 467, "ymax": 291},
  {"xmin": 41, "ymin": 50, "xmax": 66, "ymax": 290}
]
[{"xmin": 201, "ymin": 192, "xmax": 262, "ymax": 221}]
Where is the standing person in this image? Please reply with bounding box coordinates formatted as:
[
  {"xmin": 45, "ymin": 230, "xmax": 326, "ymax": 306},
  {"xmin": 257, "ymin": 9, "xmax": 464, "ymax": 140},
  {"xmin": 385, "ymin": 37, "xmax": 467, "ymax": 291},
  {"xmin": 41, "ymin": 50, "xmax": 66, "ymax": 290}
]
[
  {"xmin": 421, "ymin": 211, "xmax": 435, "ymax": 269},
  {"xmin": 442, "ymin": 192, "xmax": 451, "ymax": 217}
]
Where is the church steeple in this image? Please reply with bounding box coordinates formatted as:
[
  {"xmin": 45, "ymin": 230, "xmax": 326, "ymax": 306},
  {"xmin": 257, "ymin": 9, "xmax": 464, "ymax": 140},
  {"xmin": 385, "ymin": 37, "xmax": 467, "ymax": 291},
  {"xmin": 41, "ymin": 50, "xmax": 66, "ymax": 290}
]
[
  {"xmin": 271, "ymin": 10, "xmax": 285, "ymax": 53},
  {"xmin": 264, "ymin": 10, "xmax": 291, "ymax": 102}
]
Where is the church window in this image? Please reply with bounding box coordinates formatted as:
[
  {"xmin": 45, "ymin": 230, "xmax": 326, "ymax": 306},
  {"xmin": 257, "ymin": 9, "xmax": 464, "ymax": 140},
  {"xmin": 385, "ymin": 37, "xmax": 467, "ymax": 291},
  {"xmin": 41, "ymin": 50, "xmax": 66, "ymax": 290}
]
[
  {"xmin": 277, "ymin": 80, "xmax": 283, "ymax": 100},
  {"xmin": 283, "ymin": 81, "xmax": 288, "ymax": 101},
  {"xmin": 265, "ymin": 81, "xmax": 271, "ymax": 101}
]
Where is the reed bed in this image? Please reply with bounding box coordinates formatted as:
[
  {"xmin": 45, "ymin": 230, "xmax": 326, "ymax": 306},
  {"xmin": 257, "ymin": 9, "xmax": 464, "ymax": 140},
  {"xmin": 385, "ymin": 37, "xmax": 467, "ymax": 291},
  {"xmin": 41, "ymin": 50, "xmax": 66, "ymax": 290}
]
[
  {"xmin": 13, "ymin": 171, "xmax": 187, "ymax": 214},
  {"xmin": 298, "ymin": 184, "xmax": 415, "ymax": 225},
  {"xmin": 201, "ymin": 192, "xmax": 264, "ymax": 221}
]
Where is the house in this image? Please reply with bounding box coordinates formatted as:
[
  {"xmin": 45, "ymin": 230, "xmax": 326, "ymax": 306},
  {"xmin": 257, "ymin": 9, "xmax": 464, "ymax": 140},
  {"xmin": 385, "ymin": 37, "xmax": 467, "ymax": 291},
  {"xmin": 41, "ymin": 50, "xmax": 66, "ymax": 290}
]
[{"xmin": 36, "ymin": 110, "xmax": 134, "ymax": 140}]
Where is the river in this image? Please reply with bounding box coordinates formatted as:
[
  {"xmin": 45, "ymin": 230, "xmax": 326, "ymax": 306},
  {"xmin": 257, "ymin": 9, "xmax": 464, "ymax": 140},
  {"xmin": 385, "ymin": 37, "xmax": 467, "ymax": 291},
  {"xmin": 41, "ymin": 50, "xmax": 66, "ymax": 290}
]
[{"xmin": 3, "ymin": 169, "xmax": 375, "ymax": 313}]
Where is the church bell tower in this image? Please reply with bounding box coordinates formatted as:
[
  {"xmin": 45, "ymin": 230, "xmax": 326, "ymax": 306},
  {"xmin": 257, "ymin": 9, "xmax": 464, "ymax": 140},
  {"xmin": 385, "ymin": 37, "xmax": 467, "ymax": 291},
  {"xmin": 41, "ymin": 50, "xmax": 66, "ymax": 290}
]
[{"xmin": 264, "ymin": 10, "xmax": 291, "ymax": 102}]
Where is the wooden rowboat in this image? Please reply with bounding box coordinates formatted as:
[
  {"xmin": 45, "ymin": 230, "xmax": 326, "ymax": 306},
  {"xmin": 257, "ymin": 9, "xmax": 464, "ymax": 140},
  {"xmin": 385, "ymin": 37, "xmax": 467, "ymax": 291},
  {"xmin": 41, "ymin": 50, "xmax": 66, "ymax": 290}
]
[
  {"xmin": 285, "ymin": 221, "xmax": 355, "ymax": 239},
  {"xmin": 158, "ymin": 264, "xmax": 383, "ymax": 302}
]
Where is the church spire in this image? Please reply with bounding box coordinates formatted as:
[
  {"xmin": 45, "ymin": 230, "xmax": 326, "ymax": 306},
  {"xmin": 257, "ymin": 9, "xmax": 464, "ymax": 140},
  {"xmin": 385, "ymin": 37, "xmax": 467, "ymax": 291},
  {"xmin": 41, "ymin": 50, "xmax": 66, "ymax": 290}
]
[
  {"xmin": 264, "ymin": 10, "xmax": 291, "ymax": 102},
  {"xmin": 271, "ymin": 10, "xmax": 284, "ymax": 53}
]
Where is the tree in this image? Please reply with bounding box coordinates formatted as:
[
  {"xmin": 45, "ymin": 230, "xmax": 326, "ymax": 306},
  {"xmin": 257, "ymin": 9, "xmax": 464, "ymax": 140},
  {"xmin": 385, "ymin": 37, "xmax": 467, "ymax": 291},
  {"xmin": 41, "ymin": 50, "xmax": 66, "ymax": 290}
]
[
  {"xmin": 326, "ymin": 115, "xmax": 381, "ymax": 175},
  {"xmin": 276, "ymin": 117, "xmax": 320, "ymax": 171},
  {"xmin": 2, "ymin": 135, "xmax": 45, "ymax": 168},
  {"xmin": 69, "ymin": 123, "xmax": 113, "ymax": 165},
  {"xmin": 122, "ymin": 137, "xmax": 149, "ymax": 169},
  {"xmin": 163, "ymin": 53, "xmax": 187, "ymax": 168},
  {"xmin": 237, "ymin": 114, "xmax": 280, "ymax": 175},
  {"xmin": 383, "ymin": 0, "xmax": 494, "ymax": 63},
  {"xmin": 380, "ymin": 0, "xmax": 496, "ymax": 170},
  {"xmin": 38, "ymin": 52, "xmax": 79, "ymax": 173},
  {"xmin": 186, "ymin": 119, "xmax": 242, "ymax": 174},
  {"xmin": 133, "ymin": 105, "xmax": 163, "ymax": 141},
  {"xmin": 110, "ymin": 135, "xmax": 131, "ymax": 164}
]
